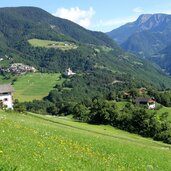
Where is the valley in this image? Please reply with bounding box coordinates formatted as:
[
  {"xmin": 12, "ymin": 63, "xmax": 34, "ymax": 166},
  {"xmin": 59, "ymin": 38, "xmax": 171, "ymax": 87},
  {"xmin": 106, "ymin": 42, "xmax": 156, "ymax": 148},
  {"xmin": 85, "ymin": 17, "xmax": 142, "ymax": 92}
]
[{"xmin": 0, "ymin": 4, "xmax": 171, "ymax": 171}]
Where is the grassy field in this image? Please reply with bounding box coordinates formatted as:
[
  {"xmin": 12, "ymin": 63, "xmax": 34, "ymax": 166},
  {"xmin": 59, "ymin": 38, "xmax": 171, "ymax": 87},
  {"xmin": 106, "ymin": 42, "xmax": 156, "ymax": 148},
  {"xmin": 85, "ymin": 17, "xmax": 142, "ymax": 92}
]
[
  {"xmin": 13, "ymin": 73, "xmax": 64, "ymax": 102},
  {"xmin": 0, "ymin": 73, "xmax": 64, "ymax": 102},
  {"xmin": 28, "ymin": 39, "xmax": 78, "ymax": 50},
  {"xmin": 156, "ymin": 106, "xmax": 171, "ymax": 121},
  {"xmin": 0, "ymin": 111, "xmax": 171, "ymax": 171}
]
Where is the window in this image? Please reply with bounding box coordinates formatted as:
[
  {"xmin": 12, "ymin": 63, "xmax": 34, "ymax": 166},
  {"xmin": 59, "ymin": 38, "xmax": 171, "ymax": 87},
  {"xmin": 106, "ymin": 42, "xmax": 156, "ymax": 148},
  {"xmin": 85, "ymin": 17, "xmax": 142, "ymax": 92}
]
[
  {"xmin": 2, "ymin": 93, "xmax": 8, "ymax": 95},
  {"xmin": 4, "ymin": 98, "xmax": 8, "ymax": 102}
]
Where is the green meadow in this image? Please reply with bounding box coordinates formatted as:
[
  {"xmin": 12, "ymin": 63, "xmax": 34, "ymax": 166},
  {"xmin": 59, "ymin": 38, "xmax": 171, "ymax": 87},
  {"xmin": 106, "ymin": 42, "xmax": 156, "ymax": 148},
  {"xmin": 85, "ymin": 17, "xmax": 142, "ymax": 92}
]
[
  {"xmin": 28, "ymin": 39, "xmax": 78, "ymax": 50},
  {"xmin": 0, "ymin": 73, "xmax": 64, "ymax": 102},
  {"xmin": 156, "ymin": 106, "xmax": 171, "ymax": 121},
  {"xmin": 13, "ymin": 73, "xmax": 64, "ymax": 102},
  {"xmin": 0, "ymin": 111, "xmax": 171, "ymax": 171}
]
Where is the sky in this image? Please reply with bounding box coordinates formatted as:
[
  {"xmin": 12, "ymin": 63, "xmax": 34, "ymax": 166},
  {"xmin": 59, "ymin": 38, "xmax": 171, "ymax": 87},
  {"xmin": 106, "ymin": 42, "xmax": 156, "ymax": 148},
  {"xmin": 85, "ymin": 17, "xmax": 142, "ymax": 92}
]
[{"xmin": 1, "ymin": 0, "xmax": 171, "ymax": 32}]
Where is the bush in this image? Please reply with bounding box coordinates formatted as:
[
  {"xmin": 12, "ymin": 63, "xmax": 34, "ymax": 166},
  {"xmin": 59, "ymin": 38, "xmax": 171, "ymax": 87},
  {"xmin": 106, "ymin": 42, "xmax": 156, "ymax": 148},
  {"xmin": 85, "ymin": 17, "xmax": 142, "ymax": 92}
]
[
  {"xmin": 13, "ymin": 99, "xmax": 26, "ymax": 113},
  {"xmin": 73, "ymin": 103, "xmax": 90, "ymax": 122}
]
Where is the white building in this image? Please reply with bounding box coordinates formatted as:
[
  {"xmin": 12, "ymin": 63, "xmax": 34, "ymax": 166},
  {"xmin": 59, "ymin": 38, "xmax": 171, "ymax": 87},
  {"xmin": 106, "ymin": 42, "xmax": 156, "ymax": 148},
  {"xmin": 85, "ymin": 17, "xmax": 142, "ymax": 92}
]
[
  {"xmin": 0, "ymin": 84, "xmax": 14, "ymax": 109},
  {"xmin": 135, "ymin": 97, "xmax": 156, "ymax": 110},
  {"xmin": 65, "ymin": 68, "xmax": 76, "ymax": 76},
  {"xmin": 147, "ymin": 99, "xmax": 156, "ymax": 110}
]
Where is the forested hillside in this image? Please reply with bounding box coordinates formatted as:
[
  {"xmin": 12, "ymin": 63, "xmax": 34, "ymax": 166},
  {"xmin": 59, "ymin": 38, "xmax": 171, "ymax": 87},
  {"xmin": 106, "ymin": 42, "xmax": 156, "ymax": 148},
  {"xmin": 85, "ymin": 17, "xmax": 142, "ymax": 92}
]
[
  {"xmin": 150, "ymin": 43, "xmax": 171, "ymax": 74},
  {"xmin": 0, "ymin": 7, "xmax": 170, "ymax": 89}
]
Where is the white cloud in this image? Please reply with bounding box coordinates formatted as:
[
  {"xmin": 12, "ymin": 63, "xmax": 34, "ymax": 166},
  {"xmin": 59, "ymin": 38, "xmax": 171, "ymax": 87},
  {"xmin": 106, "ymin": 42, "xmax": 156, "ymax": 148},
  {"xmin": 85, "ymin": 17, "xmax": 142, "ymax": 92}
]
[
  {"xmin": 160, "ymin": 9, "xmax": 171, "ymax": 14},
  {"xmin": 53, "ymin": 7, "xmax": 95, "ymax": 28},
  {"xmin": 97, "ymin": 16, "xmax": 137, "ymax": 27},
  {"xmin": 91, "ymin": 16, "xmax": 139, "ymax": 32},
  {"xmin": 133, "ymin": 7, "xmax": 144, "ymax": 13}
]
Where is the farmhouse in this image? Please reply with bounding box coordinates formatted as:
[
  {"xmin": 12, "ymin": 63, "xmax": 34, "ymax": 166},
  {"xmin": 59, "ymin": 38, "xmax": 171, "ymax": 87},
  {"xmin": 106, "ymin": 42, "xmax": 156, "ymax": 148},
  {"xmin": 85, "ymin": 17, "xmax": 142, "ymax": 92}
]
[
  {"xmin": 0, "ymin": 84, "xmax": 14, "ymax": 109},
  {"xmin": 135, "ymin": 97, "xmax": 156, "ymax": 109}
]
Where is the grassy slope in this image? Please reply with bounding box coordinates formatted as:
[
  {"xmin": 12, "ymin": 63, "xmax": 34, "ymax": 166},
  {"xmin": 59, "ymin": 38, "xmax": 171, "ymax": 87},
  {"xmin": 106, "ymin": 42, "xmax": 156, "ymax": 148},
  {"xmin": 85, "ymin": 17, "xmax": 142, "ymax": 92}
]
[
  {"xmin": 156, "ymin": 106, "xmax": 171, "ymax": 121},
  {"xmin": 13, "ymin": 73, "xmax": 63, "ymax": 102},
  {"xmin": 0, "ymin": 111, "xmax": 171, "ymax": 171},
  {"xmin": 0, "ymin": 73, "xmax": 64, "ymax": 102}
]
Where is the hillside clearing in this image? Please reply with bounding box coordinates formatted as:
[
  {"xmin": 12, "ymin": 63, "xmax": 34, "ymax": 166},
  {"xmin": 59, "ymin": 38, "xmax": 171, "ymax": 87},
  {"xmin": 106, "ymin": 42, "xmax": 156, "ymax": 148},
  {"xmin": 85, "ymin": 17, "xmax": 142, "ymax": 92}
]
[
  {"xmin": 0, "ymin": 111, "xmax": 171, "ymax": 171},
  {"xmin": 13, "ymin": 73, "xmax": 64, "ymax": 102},
  {"xmin": 28, "ymin": 39, "xmax": 78, "ymax": 50}
]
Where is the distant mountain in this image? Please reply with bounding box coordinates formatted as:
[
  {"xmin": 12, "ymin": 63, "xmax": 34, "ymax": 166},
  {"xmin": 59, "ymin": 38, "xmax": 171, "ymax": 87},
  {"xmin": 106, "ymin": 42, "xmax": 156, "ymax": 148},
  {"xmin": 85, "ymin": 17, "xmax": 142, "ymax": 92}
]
[
  {"xmin": 107, "ymin": 14, "xmax": 171, "ymax": 58},
  {"xmin": 150, "ymin": 43, "xmax": 171, "ymax": 74},
  {"xmin": 0, "ymin": 7, "xmax": 171, "ymax": 89}
]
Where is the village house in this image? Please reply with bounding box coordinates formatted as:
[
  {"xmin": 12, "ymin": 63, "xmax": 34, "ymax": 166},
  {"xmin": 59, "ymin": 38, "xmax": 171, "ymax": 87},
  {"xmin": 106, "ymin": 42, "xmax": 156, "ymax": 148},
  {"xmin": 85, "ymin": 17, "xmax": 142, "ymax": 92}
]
[
  {"xmin": 65, "ymin": 68, "xmax": 76, "ymax": 76},
  {"xmin": 0, "ymin": 84, "xmax": 14, "ymax": 109},
  {"xmin": 135, "ymin": 97, "xmax": 156, "ymax": 109},
  {"xmin": 1, "ymin": 63, "xmax": 36, "ymax": 75}
]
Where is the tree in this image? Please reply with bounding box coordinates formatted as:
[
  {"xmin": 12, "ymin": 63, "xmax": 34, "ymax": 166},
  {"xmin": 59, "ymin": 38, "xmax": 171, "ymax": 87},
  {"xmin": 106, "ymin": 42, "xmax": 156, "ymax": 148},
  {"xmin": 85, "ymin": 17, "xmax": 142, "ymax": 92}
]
[
  {"xmin": 0, "ymin": 100, "xmax": 3, "ymax": 109},
  {"xmin": 128, "ymin": 89, "xmax": 139, "ymax": 99},
  {"xmin": 46, "ymin": 105, "xmax": 59, "ymax": 115},
  {"xmin": 89, "ymin": 98, "xmax": 118, "ymax": 124},
  {"xmin": 13, "ymin": 99, "xmax": 26, "ymax": 113},
  {"xmin": 107, "ymin": 92, "xmax": 116, "ymax": 100},
  {"xmin": 73, "ymin": 103, "xmax": 90, "ymax": 122}
]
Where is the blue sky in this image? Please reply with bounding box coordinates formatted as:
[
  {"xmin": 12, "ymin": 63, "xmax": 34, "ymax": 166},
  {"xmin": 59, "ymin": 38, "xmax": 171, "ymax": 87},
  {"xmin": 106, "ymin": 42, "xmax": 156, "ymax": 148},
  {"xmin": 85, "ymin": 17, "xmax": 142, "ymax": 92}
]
[{"xmin": 1, "ymin": 0, "xmax": 171, "ymax": 32}]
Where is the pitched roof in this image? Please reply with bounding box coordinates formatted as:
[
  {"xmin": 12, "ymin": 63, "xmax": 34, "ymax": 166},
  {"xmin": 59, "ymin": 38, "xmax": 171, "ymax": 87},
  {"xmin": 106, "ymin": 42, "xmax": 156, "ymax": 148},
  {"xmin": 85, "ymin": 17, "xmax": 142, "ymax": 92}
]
[
  {"xmin": 135, "ymin": 97, "xmax": 155, "ymax": 104},
  {"xmin": 0, "ymin": 84, "xmax": 14, "ymax": 93}
]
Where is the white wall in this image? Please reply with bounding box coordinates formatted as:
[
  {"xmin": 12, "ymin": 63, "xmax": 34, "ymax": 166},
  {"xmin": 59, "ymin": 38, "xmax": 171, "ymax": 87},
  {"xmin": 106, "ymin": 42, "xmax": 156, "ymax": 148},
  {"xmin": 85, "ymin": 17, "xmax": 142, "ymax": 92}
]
[
  {"xmin": 148, "ymin": 103, "xmax": 156, "ymax": 109},
  {"xmin": 0, "ymin": 93, "xmax": 13, "ymax": 109}
]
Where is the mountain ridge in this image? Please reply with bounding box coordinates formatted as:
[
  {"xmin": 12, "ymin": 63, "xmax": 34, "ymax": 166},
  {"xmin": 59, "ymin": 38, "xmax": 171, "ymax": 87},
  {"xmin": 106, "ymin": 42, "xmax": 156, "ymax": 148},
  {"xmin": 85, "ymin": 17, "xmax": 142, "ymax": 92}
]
[
  {"xmin": 107, "ymin": 13, "xmax": 171, "ymax": 71},
  {"xmin": 107, "ymin": 13, "xmax": 171, "ymax": 44}
]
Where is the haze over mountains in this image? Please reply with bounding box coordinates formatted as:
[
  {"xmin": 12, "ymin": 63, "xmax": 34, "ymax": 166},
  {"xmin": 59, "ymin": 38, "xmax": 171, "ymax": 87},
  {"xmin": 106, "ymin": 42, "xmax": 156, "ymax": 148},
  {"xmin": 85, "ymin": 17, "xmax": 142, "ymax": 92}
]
[{"xmin": 107, "ymin": 13, "xmax": 171, "ymax": 74}]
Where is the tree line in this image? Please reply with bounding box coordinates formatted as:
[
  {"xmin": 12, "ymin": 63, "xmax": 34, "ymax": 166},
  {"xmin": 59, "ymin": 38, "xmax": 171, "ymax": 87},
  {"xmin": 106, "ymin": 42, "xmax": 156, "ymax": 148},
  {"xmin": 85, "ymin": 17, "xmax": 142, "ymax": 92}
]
[{"xmin": 13, "ymin": 94, "xmax": 171, "ymax": 144}]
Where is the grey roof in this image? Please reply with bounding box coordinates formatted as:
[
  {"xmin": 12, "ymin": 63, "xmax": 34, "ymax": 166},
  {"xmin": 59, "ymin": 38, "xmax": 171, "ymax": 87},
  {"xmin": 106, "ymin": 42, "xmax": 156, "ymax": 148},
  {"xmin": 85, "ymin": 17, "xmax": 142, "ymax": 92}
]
[
  {"xmin": 135, "ymin": 98, "xmax": 151, "ymax": 103},
  {"xmin": 135, "ymin": 97, "xmax": 155, "ymax": 104},
  {"xmin": 0, "ymin": 84, "xmax": 14, "ymax": 93}
]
